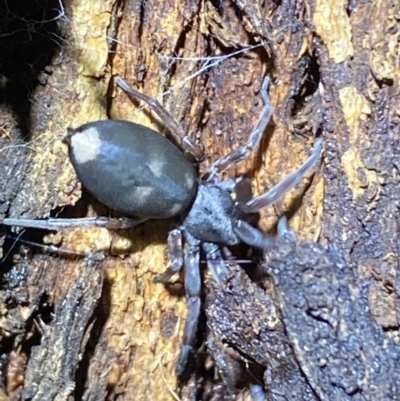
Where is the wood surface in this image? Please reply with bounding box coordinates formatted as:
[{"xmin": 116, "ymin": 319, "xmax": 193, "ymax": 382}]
[{"xmin": 0, "ymin": 0, "xmax": 399, "ymax": 400}]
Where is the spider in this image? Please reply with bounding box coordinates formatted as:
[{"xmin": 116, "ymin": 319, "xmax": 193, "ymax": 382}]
[{"xmin": 1, "ymin": 75, "xmax": 323, "ymax": 376}]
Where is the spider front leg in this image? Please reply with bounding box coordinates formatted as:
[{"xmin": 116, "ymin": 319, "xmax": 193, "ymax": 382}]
[
  {"xmin": 241, "ymin": 137, "xmax": 323, "ymax": 213},
  {"xmin": 234, "ymin": 139, "xmax": 323, "ymax": 248},
  {"xmin": 277, "ymin": 215, "xmax": 296, "ymax": 239},
  {"xmin": 207, "ymin": 76, "xmax": 272, "ymax": 180},
  {"xmin": 115, "ymin": 76, "xmax": 204, "ymax": 162}
]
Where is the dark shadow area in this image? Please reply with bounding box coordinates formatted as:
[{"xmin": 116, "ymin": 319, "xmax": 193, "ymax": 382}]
[
  {"xmin": 74, "ymin": 278, "xmax": 111, "ymax": 400},
  {"xmin": 291, "ymin": 53, "xmax": 320, "ymax": 107},
  {"xmin": 15, "ymin": 292, "xmax": 54, "ymax": 355},
  {"xmin": 0, "ymin": 0, "xmax": 64, "ymax": 136},
  {"xmin": 289, "ymin": 53, "xmax": 322, "ymax": 139}
]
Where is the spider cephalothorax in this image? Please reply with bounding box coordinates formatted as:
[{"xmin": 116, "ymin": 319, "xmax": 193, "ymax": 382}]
[{"xmin": 1, "ymin": 76, "xmax": 322, "ymax": 376}]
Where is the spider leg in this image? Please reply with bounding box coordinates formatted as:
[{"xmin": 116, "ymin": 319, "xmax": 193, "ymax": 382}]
[
  {"xmin": 115, "ymin": 76, "xmax": 204, "ymax": 162},
  {"xmin": 241, "ymin": 137, "xmax": 323, "ymax": 213},
  {"xmin": 154, "ymin": 230, "xmax": 201, "ymax": 376},
  {"xmin": 202, "ymin": 242, "xmax": 230, "ymax": 283},
  {"xmin": 250, "ymin": 383, "xmax": 265, "ymax": 401},
  {"xmin": 176, "ymin": 235, "xmax": 201, "ymax": 376},
  {"xmin": 0, "ymin": 217, "xmax": 143, "ymax": 230},
  {"xmin": 207, "ymin": 76, "xmax": 272, "ymax": 179},
  {"xmin": 277, "ymin": 215, "xmax": 297, "ymax": 241},
  {"xmin": 153, "ymin": 229, "xmax": 183, "ymax": 283},
  {"xmin": 221, "ymin": 246, "xmax": 234, "ymax": 260},
  {"xmin": 277, "ymin": 215, "xmax": 290, "ymax": 236},
  {"xmin": 233, "ymin": 219, "xmax": 275, "ymax": 249}
]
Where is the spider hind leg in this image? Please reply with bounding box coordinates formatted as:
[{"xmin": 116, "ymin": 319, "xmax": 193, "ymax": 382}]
[{"xmin": 176, "ymin": 235, "xmax": 201, "ymax": 376}]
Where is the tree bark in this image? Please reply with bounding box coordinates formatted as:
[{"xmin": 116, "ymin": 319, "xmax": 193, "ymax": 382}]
[{"xmin": 1, "ymin": 0, "xmax": 399, "ymax": 400}]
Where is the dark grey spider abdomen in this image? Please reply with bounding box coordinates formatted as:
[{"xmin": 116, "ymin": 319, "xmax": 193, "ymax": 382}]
[{"xmin": 64, "ymin": 120, "xmax": 197, "ymax": 219}]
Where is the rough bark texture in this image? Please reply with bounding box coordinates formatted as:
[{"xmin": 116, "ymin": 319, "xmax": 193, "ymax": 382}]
[{"xmin": 1, "ymin": 0, "xmax": 399, "ymax": 400}]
